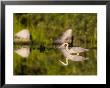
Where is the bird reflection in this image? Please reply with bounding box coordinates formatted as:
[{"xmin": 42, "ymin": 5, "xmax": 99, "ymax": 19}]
[
  {"xmin": 58, "ymin": 47, "xmax": 88, "ymax": 66},
  {"xmin": 15, "ymin": 46, "xmax": 31, "ymax": 58},
  {"xmin": 14, "ymin": 44, "xmax": 46, "ymax": 58}
]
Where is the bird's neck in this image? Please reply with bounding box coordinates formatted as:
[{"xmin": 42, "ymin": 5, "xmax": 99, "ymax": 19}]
[{"xmin": 65, "ymin": 44, "xmax": 69, "ymax": 50}]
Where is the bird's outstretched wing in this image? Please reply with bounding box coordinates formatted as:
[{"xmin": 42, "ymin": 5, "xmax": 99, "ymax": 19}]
[
  {"xmin": 15, "ymin": 29, "xmax": 30, "ymax": 39},
  {"xmin": 53, "ymin": 29, "xmax": 72, "ymax": 45},
  {"xmin": 69, "ymin": 47, "xmax": 89, "ymax": 53},
  {"xmin": 15, "ymin": 46, "xmax": 30, "ymax": 58},
  {"xmin": 69, "ymin": 55, "xmax": 88, "ymax": 61}
]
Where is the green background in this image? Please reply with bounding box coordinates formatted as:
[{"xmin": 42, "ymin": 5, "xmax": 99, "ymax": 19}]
[{"xmin": 14, "ymin": 13, "xmax": 97, "ymax": 75}]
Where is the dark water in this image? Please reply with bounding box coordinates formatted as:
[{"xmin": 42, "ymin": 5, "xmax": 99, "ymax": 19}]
[{"xmin": 14, "ymin": 45, "xmax": 97, "ymax": 75}]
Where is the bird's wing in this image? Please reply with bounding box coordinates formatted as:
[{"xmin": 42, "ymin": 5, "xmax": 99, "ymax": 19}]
[
  {"xmin": 15, "ymin": 47, "xmax": 30, "ymax": 58},
  {"xmin": 60, "ymin": 29, "xmax": 72, "ymax": 42},
  {"xmin": 54, "ymin": 29, "xmax": 72, "ymax": 44},
  {"xmin": 70, "ymin": 55, "xmax": 88, "ymax": 61},
  {"xmin": 70, "ymin": 47, "xmax": 88, "ymax": 52},
  {"xmin": 15, "ymin": 29, "xmax": 30, "ymax": 39}
]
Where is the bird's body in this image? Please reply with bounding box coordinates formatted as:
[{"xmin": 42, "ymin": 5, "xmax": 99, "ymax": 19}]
[{"xmin": 59, "ymin": 43, "xmax": 89, "ymax": 55}]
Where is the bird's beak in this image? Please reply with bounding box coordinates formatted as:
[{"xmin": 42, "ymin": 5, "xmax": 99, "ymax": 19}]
[{"xmin": 58, "ymin": 43, "xmax": 67, "ymax": 48}]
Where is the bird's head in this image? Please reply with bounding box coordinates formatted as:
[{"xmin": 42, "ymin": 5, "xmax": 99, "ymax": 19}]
[{"xmin": 58, "ymin": 43, "xmax": 69, "ymax": 48}]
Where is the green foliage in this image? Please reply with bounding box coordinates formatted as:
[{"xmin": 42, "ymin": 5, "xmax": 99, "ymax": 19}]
[{"xmin": 14, "ymin": 13, "xmax": 97, "ymax": 75}]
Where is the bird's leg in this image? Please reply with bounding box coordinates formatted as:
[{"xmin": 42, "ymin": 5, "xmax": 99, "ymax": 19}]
[
  {"xmin": 77, "ymin": 53, "xmax": 79, "ymax": 55},
  {"xmin": 59, "ymin": 58, "xmax": 68, "ymax": 66}
]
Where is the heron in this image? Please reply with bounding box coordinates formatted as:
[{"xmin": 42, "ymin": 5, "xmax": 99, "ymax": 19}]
[
  {"xmin": 59, "ymin": 43, "xmax": 89, "ymax": 55},
  {"xmin": 58, "ymin": 47, "xmax": 88, "ymax": 66},
  {"xmin": 53, "ymin": 29, "xmax": 73, "ymax": 45}
]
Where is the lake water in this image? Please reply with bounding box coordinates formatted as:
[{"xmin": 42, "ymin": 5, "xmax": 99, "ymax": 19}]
[{"xmin": 14, "ymin": 45, "xmax": 97, "ymax": 75}]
